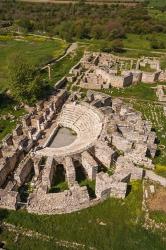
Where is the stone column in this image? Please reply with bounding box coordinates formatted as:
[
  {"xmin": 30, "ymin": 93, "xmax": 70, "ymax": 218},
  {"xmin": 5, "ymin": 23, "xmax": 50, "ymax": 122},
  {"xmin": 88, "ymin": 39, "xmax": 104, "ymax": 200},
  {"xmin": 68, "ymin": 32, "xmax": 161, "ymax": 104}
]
[
  {"xmin": 48, "ymin": 64, "xmax": 51, "ymax": 80},
  {"xmin": 130, "ymin": 60, "xmax": 133, "ymax": 70},
  {"xmin": 43, "ymin": 111, "xmax": 48, "ymax": 121},
  {"xmin": 28, "ymin": 130, "xmax": 33, "ymax": 140},
  {"xmin": 81, "ymin": 151, "xmax": 98, "ymax": 180},
  {"xmin": 22, "ymin": 115, "xmax": 31, "ymax": 127},
  {"xmin": 34, "ymin": 159, "xmax": 40, "ymax": 177},
  {"xmin": 36, "ymin": 116, "xmax": 44, "ymax": 131},
  {"xmin": 36, "ymin": 120, "xmax": 41, "ymax": 131},
  {"xmin": 3, "ymin": 134, "xmax": 13, "ymax": 147},
  {"xmin": 13, "ymin": 125, "xmax": 23, "ymax": 136},
  {"xmin": 136, "ymin": 60, "xmax": 140, "ymax": 70}
]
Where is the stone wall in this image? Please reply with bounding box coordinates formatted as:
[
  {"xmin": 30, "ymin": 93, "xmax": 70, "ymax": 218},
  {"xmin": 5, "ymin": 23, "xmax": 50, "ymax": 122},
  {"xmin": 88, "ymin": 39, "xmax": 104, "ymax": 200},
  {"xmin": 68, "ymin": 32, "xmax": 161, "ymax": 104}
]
[
  {"xmin": 73, "ymin": 52, "xmax": 166, "ymax": 90},
  {"xmin": 156, "ymin": 85, "xmax": 166, "ymax": 102},
  {"xmin": 81, "ymin": 151, "xmax": 98, "ymax": 180},
  {"xmin": 142, "ymin": 71, "xmax": 161, "ymax": 83},
  {"xmin": 0, "ymin": 89, "xmax": 165, "ymax": 214},
  {"xmin": 14, "ymin": 156, "xmax": 34, "ymax": 186}
]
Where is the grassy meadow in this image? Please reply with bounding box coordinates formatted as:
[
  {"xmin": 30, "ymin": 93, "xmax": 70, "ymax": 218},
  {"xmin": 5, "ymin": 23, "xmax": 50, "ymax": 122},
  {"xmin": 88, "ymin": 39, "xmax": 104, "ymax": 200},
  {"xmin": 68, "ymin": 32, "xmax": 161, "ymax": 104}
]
[
  {"xmin": 0, "ymin": 181, "xmax": 165, "ymax": 250},
  {"xmin": 80, "ymin": 33, "xmax": 166, "ymax": 51},
  {"xmin": 149, "ymin": 9, "xmax": 166, "ymax": 22},
  {"xmin": 79, "ymin": 33, "xmax": 166, "ymax": 64},
  {"xmin": 148, "ymin": 0, "xmax": 166, "ymax": 7},
  {"xmin": 0, "ymin": 34, "xmax": 68, "ymax": 91}
]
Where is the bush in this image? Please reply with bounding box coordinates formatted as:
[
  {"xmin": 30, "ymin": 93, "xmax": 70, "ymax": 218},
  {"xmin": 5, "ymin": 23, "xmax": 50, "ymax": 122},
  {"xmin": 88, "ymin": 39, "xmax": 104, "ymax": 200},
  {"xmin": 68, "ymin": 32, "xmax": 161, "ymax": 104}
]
[
  {"xmin": 8, "ymin": 53, "xmax": 50, "ymax": 105},
  {"xmin": 151, "ymin": 40, "xmax": 165, "ymax": 49},
  {"xmin": 111, "ymin": 39, "xmax": 124, "ymax": 53}
]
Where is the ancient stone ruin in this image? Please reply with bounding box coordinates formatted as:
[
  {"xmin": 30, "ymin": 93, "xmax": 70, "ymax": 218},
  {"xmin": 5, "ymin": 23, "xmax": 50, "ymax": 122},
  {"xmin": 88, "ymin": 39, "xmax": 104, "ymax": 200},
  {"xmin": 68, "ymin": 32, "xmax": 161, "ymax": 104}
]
[
  {"xmin": 0, "ymin": 88, "xmax": 165, "ymax": 214},
  {"xmin": 156, "ymin": 85, "xmax": 166, "ymax": 102},
  {"xmin": 68, "ymin": 52, "xmax": 166, "ymax": 89}
]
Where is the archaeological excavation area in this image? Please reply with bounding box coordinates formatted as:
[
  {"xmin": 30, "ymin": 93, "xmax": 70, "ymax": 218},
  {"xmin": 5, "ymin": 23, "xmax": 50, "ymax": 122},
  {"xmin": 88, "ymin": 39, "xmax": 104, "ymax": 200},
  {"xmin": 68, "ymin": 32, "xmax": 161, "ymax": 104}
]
[
  {"xmin": 69, "ymin": 52, "xmax": 166, "ymax": 89},
  {"xmin": 0, "ymin": 88, "xmax": 166, "ymax": 215}
]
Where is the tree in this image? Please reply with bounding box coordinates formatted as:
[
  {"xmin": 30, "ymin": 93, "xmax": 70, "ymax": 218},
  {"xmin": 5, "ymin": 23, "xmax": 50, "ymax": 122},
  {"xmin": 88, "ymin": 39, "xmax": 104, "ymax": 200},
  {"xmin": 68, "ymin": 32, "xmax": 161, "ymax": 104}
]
[
  {"xmin": 58, "ymin": 21, "xmax": 75, "ymax": 42},
  {"xmin": 100, "ymin": 41, "xmax": 112, "ymax": 53},
  {"xmin": 150, "ymin": 40, "xmax": 165, "ymax": 50},
  {"xmin": 91, "ymin": 24, "xmax": 104, "ymax": 39},
  {"xmin": 111, "ymin": 39, "xmax": 124, "ymax": 53},
  {"xmin": 107, "ymin": 20, "xmax": 125, "ymax": 40},
  {"xmin": 16, "ymin": 19, "xmax": 34, "ymax": 33},
  {"xmin": 8, "ymin": 53, "xmax": 48, "ymax": 105}
]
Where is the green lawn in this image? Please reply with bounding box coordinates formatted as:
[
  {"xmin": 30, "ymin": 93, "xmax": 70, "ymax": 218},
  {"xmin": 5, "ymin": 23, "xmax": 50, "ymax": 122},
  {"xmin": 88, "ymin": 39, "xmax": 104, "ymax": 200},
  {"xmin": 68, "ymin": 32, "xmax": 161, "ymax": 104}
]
[
  {"xmin": 123, "ymin": 34, "xmax": 151, "ymax": 50},
  {"xmin": 79, "ymin": 33, "xmax": 166, "ymax": 59},
  {"xmin": 102, "ymin": 83, "xmax": 158, "ymax": 101},
  {"xmin": 150, "ymin": 210, "xmax": 166, "ymax": 224},
  {"xmin": 79, "ymin": 33, "xmax": 166, "ymax": 52},
  {"xmin": 0, "ymin": 231, "xmax": 64, "ymax": 250},
  {"xmin": 0, "ymin": 34, "xmax": 68, "ymax": 91},
  {"xmin": 0, "ymin": 181, "xmax": 165, "ymax": 250}
]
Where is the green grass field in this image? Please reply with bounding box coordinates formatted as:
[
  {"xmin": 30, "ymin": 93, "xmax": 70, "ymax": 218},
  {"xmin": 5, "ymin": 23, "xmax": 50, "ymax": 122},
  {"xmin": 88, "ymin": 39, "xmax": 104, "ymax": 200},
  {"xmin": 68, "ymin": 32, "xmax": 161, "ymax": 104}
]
[
  {"xmin": 0, "ymin": 34, "xmax": 68, "ymax": 91},
  {"xmin": 149, "ymin": 9, "xmax": 166, "ymax": 22},
  {"xmin": 103, "ymin": 83, "xmax": 158, "ymax": 101},
  {"xmin": 148, "ymin": 0, "xmax": 166, "ymax": 7},
  {"xmin": 79, "ymin": 33, "xmax": 166, "ymax": 61},
  {"xmin": 0, "ymin": 181, "xmax": 165, "ymax": 250}
]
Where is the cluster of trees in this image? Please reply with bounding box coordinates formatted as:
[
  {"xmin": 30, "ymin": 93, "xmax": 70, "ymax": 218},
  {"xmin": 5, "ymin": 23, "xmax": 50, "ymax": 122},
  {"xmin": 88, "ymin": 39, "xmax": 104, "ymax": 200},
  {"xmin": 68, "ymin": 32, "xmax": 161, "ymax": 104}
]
[
  {"xmin": 1, "ymin": 1, "xmax": 166, "ymax": 42},
  {"xmin": 8, "ymin": 53, "xmax": 50, "ymax": 105},
  {"xmin": 150, "ymin": 39, "xmax": 166, "ymax": 49}
]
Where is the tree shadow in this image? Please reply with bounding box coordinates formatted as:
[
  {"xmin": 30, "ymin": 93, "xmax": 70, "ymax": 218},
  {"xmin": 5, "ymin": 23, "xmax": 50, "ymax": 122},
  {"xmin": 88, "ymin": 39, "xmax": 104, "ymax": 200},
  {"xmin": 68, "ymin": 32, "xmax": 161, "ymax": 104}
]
[{"xmin": 0, "ymin": 92, "xmax": 16, "ymax": 108}]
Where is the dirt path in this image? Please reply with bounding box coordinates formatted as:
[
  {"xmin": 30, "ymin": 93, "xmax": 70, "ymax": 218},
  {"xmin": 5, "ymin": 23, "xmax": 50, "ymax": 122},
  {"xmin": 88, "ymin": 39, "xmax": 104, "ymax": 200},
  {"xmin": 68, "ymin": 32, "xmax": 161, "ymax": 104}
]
[{"xmin": 41, "ymin": 42, "xmax": 78, "ymax": 70}]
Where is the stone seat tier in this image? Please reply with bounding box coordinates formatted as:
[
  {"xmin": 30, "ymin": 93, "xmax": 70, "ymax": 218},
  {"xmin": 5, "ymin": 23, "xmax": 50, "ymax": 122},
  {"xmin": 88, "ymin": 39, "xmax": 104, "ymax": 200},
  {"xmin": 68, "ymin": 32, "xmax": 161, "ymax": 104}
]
[{"xmin": 36, "ymin": 103, "xmax": 103, "ymax": 157}]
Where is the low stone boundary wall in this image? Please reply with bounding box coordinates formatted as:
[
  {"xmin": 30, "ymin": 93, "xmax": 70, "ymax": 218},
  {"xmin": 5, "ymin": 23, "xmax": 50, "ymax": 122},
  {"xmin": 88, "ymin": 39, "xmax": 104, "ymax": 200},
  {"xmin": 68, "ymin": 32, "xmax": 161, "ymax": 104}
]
[
  {"xmin": 54, "ymin": 77, "xmax": 67, "ymax": 90},
  {"xmin": 43, "ymin": 124, "xmax": 59, "ymax": 148},
  {"xmin": 145, "ymin": 170, "xmax": 166, "ymax": 187}
]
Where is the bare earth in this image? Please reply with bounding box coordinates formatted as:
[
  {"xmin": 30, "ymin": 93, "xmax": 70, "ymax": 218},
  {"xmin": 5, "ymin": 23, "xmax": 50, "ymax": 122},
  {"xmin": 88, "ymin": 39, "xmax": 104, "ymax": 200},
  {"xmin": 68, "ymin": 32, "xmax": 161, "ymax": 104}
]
[{"xmin": 148, "ymin": 187, "xmax": 166, "ymax": 213}]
